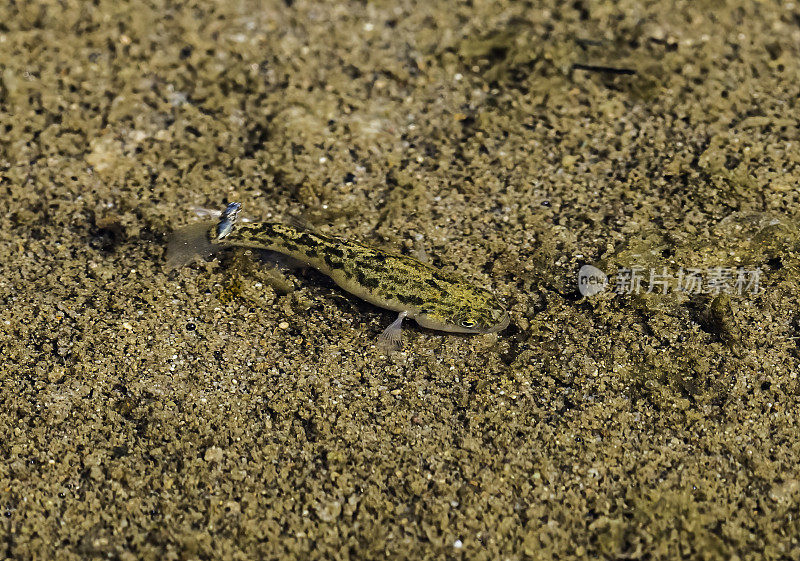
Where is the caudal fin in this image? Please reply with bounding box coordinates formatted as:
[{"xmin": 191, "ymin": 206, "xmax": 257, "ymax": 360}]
[{"xmin": 166, "ymin": 220, "xmax": 228, "ymax": 269}]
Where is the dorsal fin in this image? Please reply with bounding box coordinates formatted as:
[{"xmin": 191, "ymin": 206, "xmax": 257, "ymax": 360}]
[{"xmin": 285, "ymin": 213, "xmax": 317, "ymax": 232}]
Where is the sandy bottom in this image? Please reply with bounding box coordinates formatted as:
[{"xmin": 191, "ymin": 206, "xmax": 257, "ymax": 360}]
[{"xmin": 2, "ymin": 0, "xmax": 800, "ymax": 559}]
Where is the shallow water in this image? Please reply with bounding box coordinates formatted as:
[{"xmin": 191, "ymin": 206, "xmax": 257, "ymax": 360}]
[{"xmin": 2, "ymin": 0, "xmax": 799, "ymax": 558}]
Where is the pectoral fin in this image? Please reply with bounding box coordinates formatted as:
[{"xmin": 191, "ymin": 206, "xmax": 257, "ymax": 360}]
[{"xmin": 378, "ymin": 311, "xmax": 407, "ymax": 351}]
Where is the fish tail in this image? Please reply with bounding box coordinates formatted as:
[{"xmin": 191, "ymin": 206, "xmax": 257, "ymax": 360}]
[
  {"xmin": 166, "ymin": 202, "xmax": 242, "ymax": 269},
  {"xmin": 166, "ymin": 220, "xmax": 227, "ymax": 269}
]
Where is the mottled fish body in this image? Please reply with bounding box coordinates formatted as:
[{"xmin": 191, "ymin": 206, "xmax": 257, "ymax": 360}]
[{"xmin": 168, "ymin": 203, "xmax": 509, "ymax": 346}]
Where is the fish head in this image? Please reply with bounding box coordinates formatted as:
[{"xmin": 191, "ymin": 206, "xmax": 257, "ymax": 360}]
[{"xmin": 414, "ymin": 288, "xmax": 509, "ymax": 334}]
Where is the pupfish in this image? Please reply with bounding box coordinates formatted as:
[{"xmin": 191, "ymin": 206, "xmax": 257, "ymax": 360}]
[{"xmin": 168, "ymin": 203, "xmax": 509, "ymax": 347}]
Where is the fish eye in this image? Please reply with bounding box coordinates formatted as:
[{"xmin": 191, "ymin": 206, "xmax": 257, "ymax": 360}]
[{"xmin": 460, "ymin": 319, "xmax": 477, "ymax": 329}]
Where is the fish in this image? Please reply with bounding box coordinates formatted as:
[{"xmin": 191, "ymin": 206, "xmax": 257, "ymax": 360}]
[{"xmin": 167, "ymin": 203, "xmax": 509, "ymax": 348}]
